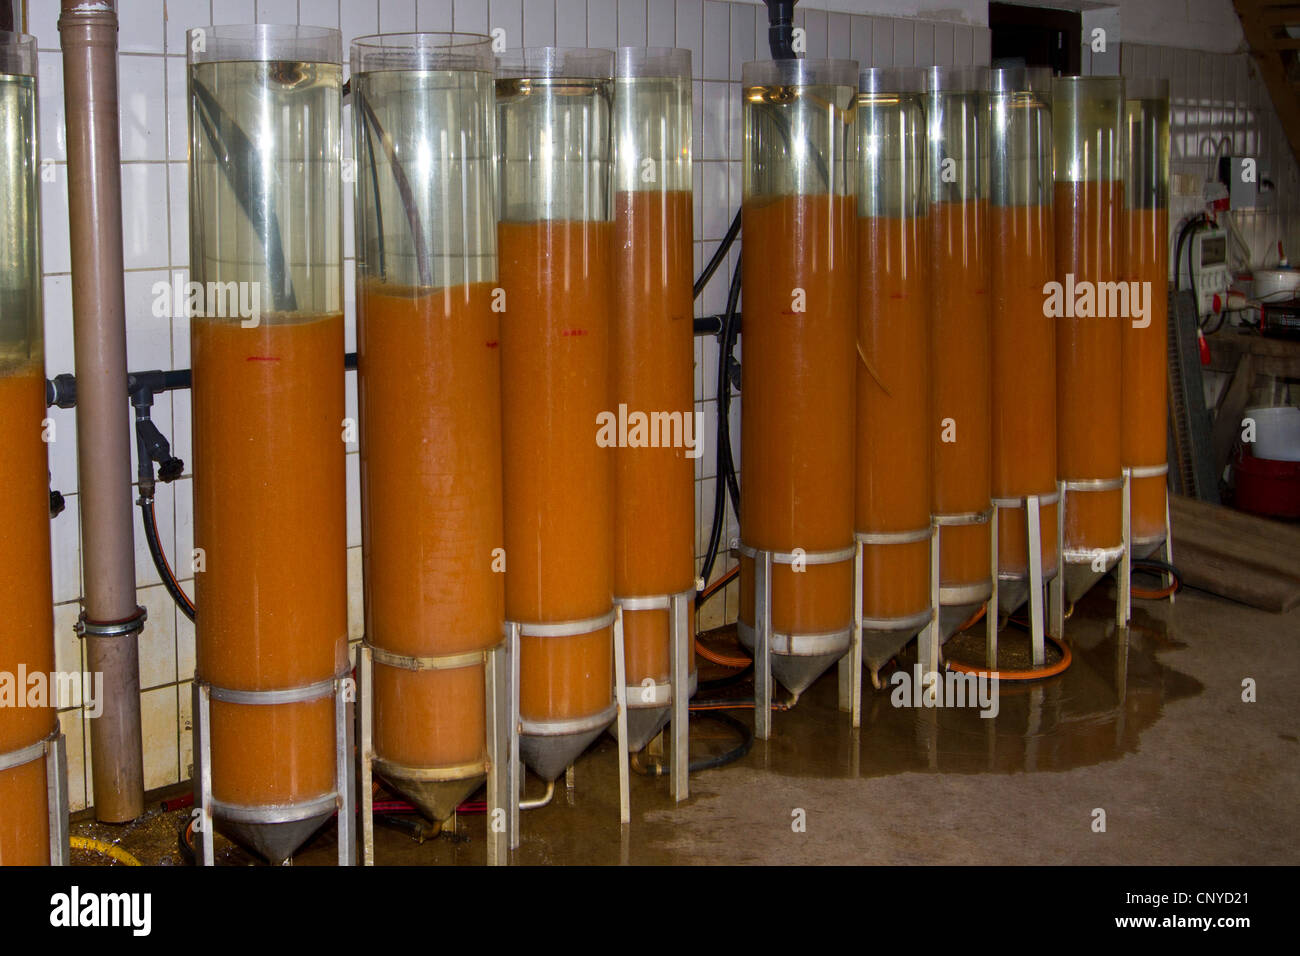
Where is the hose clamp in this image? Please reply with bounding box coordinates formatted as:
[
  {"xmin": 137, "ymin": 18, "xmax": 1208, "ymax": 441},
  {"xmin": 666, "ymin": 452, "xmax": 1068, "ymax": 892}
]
[{"xmin": 75, "ymin": 606, "xmax": 147, "ymax": 638}]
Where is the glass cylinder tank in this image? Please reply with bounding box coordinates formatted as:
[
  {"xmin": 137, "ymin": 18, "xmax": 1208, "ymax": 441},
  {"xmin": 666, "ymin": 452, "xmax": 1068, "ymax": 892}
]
[
  {"xmin": 1051, "ymin": 76, "xmax": 1126, "ymax": 573},
  {"xmin": 188, "ymin": 25, "xmax": 346, "ymax": 861},
  {"xmin": 0, "ymin": 31, "xmax": 55, "ymax": 866},
  {"xmin": 988, "ymin": 68, "xmax": 1059, "ymax": 586},
  {"xmin": 610, "ymin": 48, "xmax": 695, "ymax": 749},
  {"xmin": 1122, "ymin": 78, "xmax": 1171, "ymax": 554},
  {"xmin": 925, "ymin": 66, "xmax": 992, "ymax": 612},
  {"xmin": 351, "ymin": 33, "xmax": 501, "ymax": 822},
  {"xmin": 496, "ymin": 48, "xmax": 617, "ymax": 782},
  {"xmin": 853, "ymin": 68, "xmax": 932, "ymax": 648},
  {"xmin": 738, "ymin": 57, "xmax": 858, "ymax": 695}
]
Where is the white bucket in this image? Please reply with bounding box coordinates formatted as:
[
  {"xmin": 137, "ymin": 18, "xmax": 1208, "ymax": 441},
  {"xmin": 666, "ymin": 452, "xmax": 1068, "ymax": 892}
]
[{"xmin": 1246, "ymin": 405, "xmax": 1300, "ymax": 462}]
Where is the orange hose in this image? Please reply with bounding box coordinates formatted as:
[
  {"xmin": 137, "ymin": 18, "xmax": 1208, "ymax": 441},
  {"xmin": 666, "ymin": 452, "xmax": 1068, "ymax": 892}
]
[
  {"xmin": 695, "ymin": 639, "xmax": 751, "ymax": 669},
  {"xmin": 945, "ymin": 634, "xmax": 1073, "ymax": 681}
]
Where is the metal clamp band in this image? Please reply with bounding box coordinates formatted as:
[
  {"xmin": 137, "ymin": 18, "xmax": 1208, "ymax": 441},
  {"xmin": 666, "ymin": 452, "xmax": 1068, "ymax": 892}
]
[
  {"xmin": 1126, "ymin": 462, "xmax": 1169, "ymax": 480},
  {"xmin": 738, "ymin": 543, "xmax": 857, "ymax": 565},
  {"xmin": 1061, "ymin": 476, "xmax": 1125, "ymax": 492},
  {"xmin": 939, "ymin": 581, "xmax": 994, "ymax": 605},
  {"xmin": 738, "ymin": 621, "xmax": 853, "ymax": 657},
  {"xmin": 1063, "ymin": 544, "xmax": 1125, "ymax": 563},
  {"xmin": 855, "ymin": 527, "xmax": 931, "ymax": 545},
  {"xmin": 513, "ymin": 608, "xmax": 617, "ymax": 639},
  {"xmin": 0, "ymin": 735, "xmax": 50, "ymax": 774},
  {"xmin": 367, "ymin": 642, "xmax": 497, "ymax": 673},
  {"xmin": 933, "ymin": 509, "xmax": 992, "ymax": 527},
  {"xmin": 623, "ymin": 669, "xmax": 699, "ymax": 708},
  {"xmin": 859, "ymin": 607, "xmax": 933, "ymax": 633},
  {"xmin": 202, "ymin": 672, "xmax": 344, "ymax": 706},
  {"xmin": 372, "ymin": 756, "xmax": 488, "ymax": 784},
  {"xmin": 75, "ymin": 606, "xmax": 147, "ymax": 638},
  {"xmin": 520, "ymin": 701, "xmax": 619, "ymax": 738},
  {"xmin": 614, "ymin": 588, "xmax": 694, "ymax": 613},
  {"xmin": 210, "ymin": 791, "xmax": 339, "ymax": 826},
  {"xmin": 990, "ymin": 489, "xmax": 1061, "ymax": 509}
]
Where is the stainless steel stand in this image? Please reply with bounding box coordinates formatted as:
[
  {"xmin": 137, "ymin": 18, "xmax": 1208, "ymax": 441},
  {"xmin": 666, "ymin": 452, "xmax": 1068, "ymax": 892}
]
[
  {"xmin": 990, "ymin": 489, "xmax": 1062, "ymax": 669},
  {"xmin": 504, "ymin": 607, "xmax": 630, "ymax": 849},
  {"xmin": 357, "ymin": 639, "xmax": 508, "ymax": 866},
  {"xmin": 1050, "ymin": 473, "xmax": 1131, "ymax": 640},
  {"xmin": 613, "ymin": 588, "xmax": 694, "ymax": 802},
  {"xmin": 745, "ymin": 542, "xmax": 857, "ymax": 740},
  {"xmin": 0, "ymin": 728, "xmax": 69, "ymax": 865},
  {"xmin": 193, "ymin": 671, "xmax": 356, "ymax": 866},
  {"xmin": 933, "ymin": 507, "xmax": 996, "ymax": 661}
]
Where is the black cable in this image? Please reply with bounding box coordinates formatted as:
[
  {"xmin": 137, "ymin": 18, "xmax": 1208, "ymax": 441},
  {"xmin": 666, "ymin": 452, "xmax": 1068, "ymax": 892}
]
[
  {"xmin": 630, "ymin": 709, "xmax": 753, "ymax": 776},
  {"xmin": 1131, "ymin": 557, "xmax": 1182, "ymax": 597},
  {"xmin": 140, "ymin": 498, "xmax": 195, "ymax": 622},
  {"xmin": 693, "ymin": 210, "xmax": 741, "ymax": 300}
]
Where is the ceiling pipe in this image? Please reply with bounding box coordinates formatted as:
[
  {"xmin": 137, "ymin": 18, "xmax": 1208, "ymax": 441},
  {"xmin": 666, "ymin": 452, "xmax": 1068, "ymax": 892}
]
[{"xmin": 58, "ymin": 0, "xmax": 145, "ymax": 823}]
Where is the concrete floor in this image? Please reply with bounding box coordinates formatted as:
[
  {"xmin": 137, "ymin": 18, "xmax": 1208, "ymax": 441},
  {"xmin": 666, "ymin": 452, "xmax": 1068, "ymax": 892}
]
[
  {"xmin": 319, "ymin": 583, "xmax": 1300, "ymax": 866},
  {"xmin": 76, "ymin": 581, "xmax": 1300, "ymax": 866}
]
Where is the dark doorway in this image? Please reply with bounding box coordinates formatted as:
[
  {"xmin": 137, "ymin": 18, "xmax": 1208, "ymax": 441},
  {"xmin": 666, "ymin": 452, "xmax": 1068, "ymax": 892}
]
[{"xmin": 989, "ymin": 2, "xmax": 1082, "ymax": 76}]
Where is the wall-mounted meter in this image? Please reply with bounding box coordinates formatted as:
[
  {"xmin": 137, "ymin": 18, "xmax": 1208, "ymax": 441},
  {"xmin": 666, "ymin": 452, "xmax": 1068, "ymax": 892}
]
[{"xmin": 1178, "ymin": 226, "xmax": 1231, "ymax": 317}]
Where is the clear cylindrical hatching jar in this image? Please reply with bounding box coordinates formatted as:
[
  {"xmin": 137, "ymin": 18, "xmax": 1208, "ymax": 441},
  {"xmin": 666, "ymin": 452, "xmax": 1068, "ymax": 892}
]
[
  {"xmin": 1051, "ymin": 75, "xmax": 1126, "ymax": 568},
  {"xmin": 1123, "ymin": 78, "xmax": 1171, "ymax": 552},
  {"xmin": 738, "ymin": 58, "xmax": 858, "ymax": 695},
  {"xmin": 610, "ymin": 47, "xmax": 695, "ymax": 746},
  {"xmin": 925, "ymin": 66, "xmax": 993, "ymax": 605},
  {"xmin": 350, "ymin": 32, "xmax": 502, "ymax": 820},
  {"xmin": 188, "ymin": 24, "xmax": 347, "ymax": 847},
  {"xmin": 988, "ymin": 67, "xmax": 1059, "ymax": 584},
  {"xmin": 0, "ymin": 30, "xmax": 56, "ymax": 867},
  {"xmin": 495, "ymin": 47, "xmax": 618, "ymax": 782},
  {"xmin": 854, "ymin": 67, "xmax": 933, "ymax": 631}
]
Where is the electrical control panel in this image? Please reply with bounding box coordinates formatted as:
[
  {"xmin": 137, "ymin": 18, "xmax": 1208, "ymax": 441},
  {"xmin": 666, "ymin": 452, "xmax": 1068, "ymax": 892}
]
[{"xmin": 1178, "ymin": 226, "xmax": 1231, "ymax": 317}]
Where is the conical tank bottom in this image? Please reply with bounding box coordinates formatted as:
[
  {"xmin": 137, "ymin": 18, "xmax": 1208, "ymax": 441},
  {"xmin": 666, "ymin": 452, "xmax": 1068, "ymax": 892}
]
[
  {"xmin": 377, "ymin": 770, "xmax": 484, "ymax": 824},
  {"xmin": 997, "ymin": 578, "xmax": 1030, "ymax": 621},
  {"xmin": 1064, "ymin": 555, "xmax": 1119, "ymax": 604},
  {"xmin": 217, "ymin": 812, "xmax": 333, "ymax": 866},
  {"xmin": 1131, "ymin": 535, "xmax": 1165, "ymax": 562},
  {"xmin": 520, "ymin": 723, "xmax": 610, "ymax": 783},
  {"xmin": 861, "ymin": 627, "xmax": 921, "ymax": 681},
  {"xmin": 769, "ymin": 651, "xmax": 844, "ymax": 696},
  {"xmin": 621, "ymin": 705, "xmax": 670, "ymax": 753},
  {"xmin": 938, "ymin": 602, "xmax": 983, "ymax": 644}
]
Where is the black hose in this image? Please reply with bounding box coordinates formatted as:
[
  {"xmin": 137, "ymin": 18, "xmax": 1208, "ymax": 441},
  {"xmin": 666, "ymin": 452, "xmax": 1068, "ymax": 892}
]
[
  {"xmin": 631, "ymin": 709, "xmax": 753, "ymax": 776},
  {"xmin": 693, "ymin": 210, "xmax": 741, "ymax": 300},
  {"xmin": 1131, "ymin": 557, "xmax": 1183, "ymax": 597},
  {"xmin": 140, "ymin": 498, "xmax": 195, "ymax": 622}
]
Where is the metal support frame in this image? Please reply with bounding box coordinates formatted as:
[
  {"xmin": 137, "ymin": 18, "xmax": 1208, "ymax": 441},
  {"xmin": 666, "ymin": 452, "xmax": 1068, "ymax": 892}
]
[
  {"xmin": 837, "ymin": 524, "xmax": 938, "ymax": 720},
  {"xmin": 932, "ymin": 508, "xmax": 995, "ymax": 674},
  {"xmin": 0, "ymin": 729, "xmax": 69, "ymax": 865},
  {"xmin": 504, "ymin": 607, "xmax": 630, "ymax": 849},
  {"xmin": 990, "ymin": 489, "xmax": 1061, "ymax": 670},
  {"xmin": 192, "ymin": 671, "xmax": 356, "ymax": 866},
  {"xmin": 613, "ymin": 588, "xmax": 694, "ymax": 802},
  {"xmin": 1050, "ymin": 474, "xmax": 1131, "ymax": 641},
  {"xmin": 746, "ymin": 542, "xmax": 857, "ymax": 741},
  {"xmin": 357, "ymin": 639, "xmax": 508, "ymax": 866}
]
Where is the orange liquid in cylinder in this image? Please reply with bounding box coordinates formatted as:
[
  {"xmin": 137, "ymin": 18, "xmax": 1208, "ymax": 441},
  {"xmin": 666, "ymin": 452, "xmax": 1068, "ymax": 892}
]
[
  {"xmin": 990, "ymin": 204, "xmax": 1060, "ymax": 577},
  {"xmin": 857, "ymin": 214, "xmax": 933, "ymax": 620},
  {"xmin": 612, "ymin": 191, "xmax": 696, "ymax": 686},
  {"xmin": 1054, "ymin": 181, "xmax": 1124, "ymax": 554},
  {"xmin": 358, "ymin": 282, "xmax": 503, "ymax": 771},
  {"xmin": 930, "ymin": 200, "xmax": 993, "ymax": 591},
  {"xmin": 0, "ymin": 365, "xmax": 55, "ymax": 864},
  {"xmin": 499, "ymin": 220, "xmax": 615, "ymax": 724},
  {"xmin": 1122, "ymin": 206, "xmax": 1169, "ymax": 546},
  {"xmin": 739, "ymin": 194, "xmax": 856, "ymax": 637},
  {"xmin": 192, "ymin": 314, "xmax": 347, "ymax": 806}
]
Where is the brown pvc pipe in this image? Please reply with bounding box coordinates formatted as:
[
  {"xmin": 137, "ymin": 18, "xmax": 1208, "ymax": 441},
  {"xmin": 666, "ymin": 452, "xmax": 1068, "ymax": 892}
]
[{"xmin": 59, "ymin": 0, "xmax": 144, "ymax": 823}]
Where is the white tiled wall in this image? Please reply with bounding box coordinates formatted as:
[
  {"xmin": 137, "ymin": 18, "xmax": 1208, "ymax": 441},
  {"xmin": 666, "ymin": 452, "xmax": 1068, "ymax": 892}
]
[{"xmin": 24, "ymin": 0, "xmax": 1295, "ymax": 812}]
